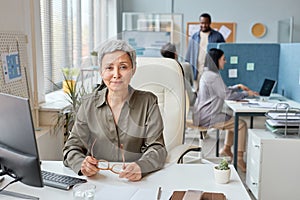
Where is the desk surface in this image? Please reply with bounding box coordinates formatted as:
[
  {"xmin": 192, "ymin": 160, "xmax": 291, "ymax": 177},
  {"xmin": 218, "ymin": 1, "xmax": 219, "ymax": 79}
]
[
  {"xmin": 225, "ymin": 94, "xmax": 300, "ymax": 169},
  {"xmin": 225, "ymin": 94, "xmax": 300, "ymax": 113},
  {"xmin": 0, "ymin": 161, "xmax": 251, "ymax": 200}
]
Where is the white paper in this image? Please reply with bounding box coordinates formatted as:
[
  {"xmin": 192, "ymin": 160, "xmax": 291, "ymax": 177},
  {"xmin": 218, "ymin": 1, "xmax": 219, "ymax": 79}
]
[
  {"xmin": 218, "ymin": 25, "xmax": 231, "ymax": 40},
  {"xmin": 131, "ymin": 188, "xmax": 173, "ymax": 200},
  {"xmin": 248, "ymin": 101, "xmax": 277, "ymax": 109},
  {"xmin": 188, "ymin": 24, "xmax": 200, "ymax": 36},
  {"xmin": 228, "ymin": 69, "xmax": 238, "ymax": 78},
  {"xmin": 95, "ymin": 185, "xmax": 172, "ymax": 200},
  {"xmin": 95, "ymin": 185, "xmax": 138, "ymax": 200}
]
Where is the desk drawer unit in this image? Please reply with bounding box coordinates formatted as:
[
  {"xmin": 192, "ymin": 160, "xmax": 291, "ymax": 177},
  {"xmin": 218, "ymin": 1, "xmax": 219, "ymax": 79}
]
[{"xmin": 246, "ymin": 129, "xmax": 300, "ymax": 200}]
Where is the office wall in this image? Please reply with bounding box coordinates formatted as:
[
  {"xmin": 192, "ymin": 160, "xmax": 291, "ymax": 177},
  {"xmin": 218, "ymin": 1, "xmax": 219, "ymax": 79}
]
[
  {"xmin": 121, "ymin": 0, "xmax": 300, "ymax": 43},
  {"xmin": 0, "ymin": 0, "xmax": 44, "ymax": 101},
  {"xmin": 278, "ymin": 43, "xmax": 300, "ymax": 102}
]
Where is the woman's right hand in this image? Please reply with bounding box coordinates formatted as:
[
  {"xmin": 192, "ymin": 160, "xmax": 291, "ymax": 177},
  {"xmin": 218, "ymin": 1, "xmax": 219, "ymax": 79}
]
[
  {"xmin": 247, "ymin": 90, "xmax": 259, "ymax": 97},
  {"xmin": 80, "ymin": 156, "xmax": 100, "ymax": 177}
]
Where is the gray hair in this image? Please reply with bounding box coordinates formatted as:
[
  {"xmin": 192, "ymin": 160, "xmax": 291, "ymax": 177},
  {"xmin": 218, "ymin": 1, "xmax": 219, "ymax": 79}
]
[{"xmin": 97, "ymin": 40, "xmax": 136, "ymax": 70}]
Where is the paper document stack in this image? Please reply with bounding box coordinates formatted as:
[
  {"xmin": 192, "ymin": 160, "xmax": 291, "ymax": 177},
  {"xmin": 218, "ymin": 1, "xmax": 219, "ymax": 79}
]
[{"xmin": 265, "ymin": 110, "xmax": 300, "ymax": 135}]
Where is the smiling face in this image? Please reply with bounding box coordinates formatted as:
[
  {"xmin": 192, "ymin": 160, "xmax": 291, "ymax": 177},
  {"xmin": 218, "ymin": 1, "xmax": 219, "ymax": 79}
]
[
  {"xmin": 199, "ymin": 16, "xmax": 211, "ymax": 32},
  {"xmin": 101, "ymin": 51, "xmax": 135, "ymax": 92}
]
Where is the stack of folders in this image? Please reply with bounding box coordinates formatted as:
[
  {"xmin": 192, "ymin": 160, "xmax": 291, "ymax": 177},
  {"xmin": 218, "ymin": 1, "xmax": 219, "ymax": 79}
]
[{"xmin": 265, "ymin": 110, "xmax": 300, "ymax": 135}]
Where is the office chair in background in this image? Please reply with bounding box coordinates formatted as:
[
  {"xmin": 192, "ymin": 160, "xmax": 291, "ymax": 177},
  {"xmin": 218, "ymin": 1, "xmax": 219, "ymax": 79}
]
[
  {"xmin": 131, "ymin": 57, "xmax": 201, "ymax": 164},
  {"xmin": 185, "ymin": 92, "xmax": 226, "ymax": 164}
]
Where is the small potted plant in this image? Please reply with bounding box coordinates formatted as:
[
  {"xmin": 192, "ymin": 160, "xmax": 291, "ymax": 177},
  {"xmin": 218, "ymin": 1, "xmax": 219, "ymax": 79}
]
[
  {"xmin": 214, "ymin": 158, "xmax": 231, "ymax": 184},
  {"xmin": 90, "ymin": 51, "xmax": 98, "ymax": 66}
]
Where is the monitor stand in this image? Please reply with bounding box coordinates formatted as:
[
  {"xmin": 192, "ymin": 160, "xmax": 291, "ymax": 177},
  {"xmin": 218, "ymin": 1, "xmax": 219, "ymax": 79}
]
[
  {"xmin": 0, "ymin": 175, "xmax": 39, "ymax": 200},
  {"xmin": 259, "ymin": 96, "xmax": 269, "ymax": 102}
]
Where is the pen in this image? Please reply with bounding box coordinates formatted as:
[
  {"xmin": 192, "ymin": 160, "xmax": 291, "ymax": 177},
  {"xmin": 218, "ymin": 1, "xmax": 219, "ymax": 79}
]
[{"xmin": 156, "ymin": 186, "xmax": 162, "ymax": 200}]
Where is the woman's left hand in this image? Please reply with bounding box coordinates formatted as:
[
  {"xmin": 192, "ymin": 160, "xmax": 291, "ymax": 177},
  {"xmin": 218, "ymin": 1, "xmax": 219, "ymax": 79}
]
[{"xmin": 119, "ymin": 162, "xmax": 142, "ymax": 181}]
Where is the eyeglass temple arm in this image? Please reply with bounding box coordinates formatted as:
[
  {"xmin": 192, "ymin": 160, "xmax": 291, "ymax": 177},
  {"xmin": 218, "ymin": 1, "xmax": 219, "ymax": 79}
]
[{"xmin": 120, "ymin": 144, "xmax": 125, "ymax": 169}]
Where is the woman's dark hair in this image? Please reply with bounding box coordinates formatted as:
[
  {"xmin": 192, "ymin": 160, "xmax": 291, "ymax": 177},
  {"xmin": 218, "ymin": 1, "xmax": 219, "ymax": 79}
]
[
  {"xmin": 205, "ymin": 48, "xmax": 224, "ymax": 72},
  {"xmin": 160, "ymin": 42, "xmax": 176, "ymax": 59}
]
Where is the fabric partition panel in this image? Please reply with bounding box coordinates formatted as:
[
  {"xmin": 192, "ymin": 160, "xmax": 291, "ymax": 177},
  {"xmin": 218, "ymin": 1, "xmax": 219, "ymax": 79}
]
[
  {"xmin": 217, "ymin": 43, "xmax": 280, "ymax": 93},
  {"xmin": 278, "ymin": 44, "xmax": 300, "ymax": 102}
]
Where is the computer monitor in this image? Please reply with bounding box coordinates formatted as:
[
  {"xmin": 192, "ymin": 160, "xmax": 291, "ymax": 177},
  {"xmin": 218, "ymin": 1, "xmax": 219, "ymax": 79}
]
[
  {"xmin": 259, "ymin": 78, "xmax": 277, "ymax": 97},
  {"xmin": 0, "ymin": 93, "xmax": 43, "ymax": 188}
]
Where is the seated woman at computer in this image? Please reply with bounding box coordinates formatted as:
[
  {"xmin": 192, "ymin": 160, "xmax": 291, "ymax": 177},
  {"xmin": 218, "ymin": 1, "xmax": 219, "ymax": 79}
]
[
  {"xmin": 192, "ymin": 48, "xmax": 258, "ymax": 172},
  {"xmin": 63, "ymin": 40, "xmax": 167, "ymax": 181}
]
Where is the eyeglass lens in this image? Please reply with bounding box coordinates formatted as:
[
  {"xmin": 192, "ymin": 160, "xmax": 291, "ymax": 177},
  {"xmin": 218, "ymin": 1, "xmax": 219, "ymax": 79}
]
[{"xmin": 97, "ymin": 161, "xmax": 123, "ymax": 174}]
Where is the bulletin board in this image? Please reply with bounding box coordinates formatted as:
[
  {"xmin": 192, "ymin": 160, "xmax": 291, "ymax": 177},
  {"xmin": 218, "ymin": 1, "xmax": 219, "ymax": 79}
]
[
  {"xmin": 186, "ymin": 22, "xmax": 236, "ymax": 44},
  {"xmin": 0, "ymin": 32, "xmax": 32, "ymax": 101}
]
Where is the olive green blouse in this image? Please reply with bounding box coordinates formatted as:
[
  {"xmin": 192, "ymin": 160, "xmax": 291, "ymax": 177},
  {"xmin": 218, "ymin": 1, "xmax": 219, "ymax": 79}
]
[{"xmin": 63, "ymin": 86, "xmax": 167, "ymax": 177}]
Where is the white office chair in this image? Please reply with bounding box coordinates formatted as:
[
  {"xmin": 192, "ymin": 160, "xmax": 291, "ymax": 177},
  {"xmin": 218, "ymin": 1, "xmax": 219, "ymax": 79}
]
[{"xmin": 131, "ymin": 57, "xmax": 200, "ymax": 163}]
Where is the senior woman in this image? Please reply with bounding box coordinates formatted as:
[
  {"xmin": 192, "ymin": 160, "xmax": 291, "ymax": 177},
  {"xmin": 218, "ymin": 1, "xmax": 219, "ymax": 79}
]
[
  {"xmin": 192, "ymin": 48, "xmax": 258, "ymax": 172},
  {"xmin": 63, "ymin": 40, "xmax": 167, "ymax": 181}
]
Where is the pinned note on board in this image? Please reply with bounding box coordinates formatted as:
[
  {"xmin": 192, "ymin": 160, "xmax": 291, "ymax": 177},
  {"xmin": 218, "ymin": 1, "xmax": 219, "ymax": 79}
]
[
  {"xmin": 246, "ymin": 63, "xmax": 255, "ymax": 71},
  {"xmin": 230, "ymin": 56, "xmax": 238, "ymax": 64},
  {"xmin": 228, "ymin": 69, "xmax": 238, "ymax": 78}
]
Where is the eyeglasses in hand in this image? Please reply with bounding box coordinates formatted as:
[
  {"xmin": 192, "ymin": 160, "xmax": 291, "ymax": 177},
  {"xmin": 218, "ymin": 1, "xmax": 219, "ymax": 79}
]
[{"xmin": 91, "ymin": 139, "xmax": 125, "ymax": 174}]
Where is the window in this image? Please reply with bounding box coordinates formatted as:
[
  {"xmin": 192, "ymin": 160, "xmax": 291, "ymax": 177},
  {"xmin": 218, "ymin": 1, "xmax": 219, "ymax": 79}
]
[{"xmin": 40, "ymin": 0, "xmax": 116, "ymax": 93}]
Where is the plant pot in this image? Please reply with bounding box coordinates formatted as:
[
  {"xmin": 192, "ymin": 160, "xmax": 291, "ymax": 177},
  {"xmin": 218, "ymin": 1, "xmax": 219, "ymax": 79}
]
[
  {"xmin": 214, "ymin": 167, "xmax": 231, "ymax": 184},
  {"xmin": 63, "ymin": 80, "xmax": 76, "ymax": 94}
]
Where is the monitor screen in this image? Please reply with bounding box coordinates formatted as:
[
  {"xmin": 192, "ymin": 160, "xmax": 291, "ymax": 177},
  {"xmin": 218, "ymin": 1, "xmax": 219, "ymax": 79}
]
[
  {"xmin": 259, "ymin": 79, "xmax": 277, "ymax": 97},
  {"xmin": 0, "ymin": 93, "xmax": 43, "ymax": 187}
]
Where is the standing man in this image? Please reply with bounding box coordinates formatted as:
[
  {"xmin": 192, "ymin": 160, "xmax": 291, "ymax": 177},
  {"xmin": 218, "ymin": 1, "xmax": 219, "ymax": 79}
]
[{"xmin": 186, "ymin": 13, "xmax": 225, "ymax": 90}]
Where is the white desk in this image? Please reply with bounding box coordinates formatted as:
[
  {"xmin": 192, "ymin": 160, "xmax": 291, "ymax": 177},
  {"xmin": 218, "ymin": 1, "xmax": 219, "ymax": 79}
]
[
  {"xmin": 225, "ymin": 94, "xmax": 300, "ymax": 169},
  {"xmin": 0, "ymin": 161, "xmax": 251, "ymax": 200}
]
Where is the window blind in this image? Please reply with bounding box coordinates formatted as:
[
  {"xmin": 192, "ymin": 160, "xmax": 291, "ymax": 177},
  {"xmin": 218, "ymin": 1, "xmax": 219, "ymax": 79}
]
[{"xmin": 40, "ymin": 0, "xmax": 116, "ymax": 93}]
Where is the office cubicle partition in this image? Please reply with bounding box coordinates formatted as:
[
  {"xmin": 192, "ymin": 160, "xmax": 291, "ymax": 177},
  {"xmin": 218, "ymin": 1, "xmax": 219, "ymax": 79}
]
[
  {"xmin": 217, "ymin": 43, "xmax": 280, "ymax": 93},
  {"xmin": 206, "ymin": 43, "xmax": 300, "ymax": 102},
  {"xmin": 278, "ymin": 43, "xmax": 300, "ymax": 102}
]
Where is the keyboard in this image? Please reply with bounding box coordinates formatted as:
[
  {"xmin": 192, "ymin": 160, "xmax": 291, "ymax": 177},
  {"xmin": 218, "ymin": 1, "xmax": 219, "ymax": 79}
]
[{"xmin": 41, "ymin": 170, "xmax": 87, "ymax": 190}]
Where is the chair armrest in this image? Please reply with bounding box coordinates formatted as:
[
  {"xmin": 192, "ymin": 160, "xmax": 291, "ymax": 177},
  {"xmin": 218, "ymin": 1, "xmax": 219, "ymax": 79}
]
[{"xmin": 166, "ymin": 144, "xmax": 201, "ymax": 164}]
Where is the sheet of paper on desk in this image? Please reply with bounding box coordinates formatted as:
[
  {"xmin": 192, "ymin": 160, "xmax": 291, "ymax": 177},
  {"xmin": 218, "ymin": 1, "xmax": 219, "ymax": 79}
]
[
  {"xmin": 95, "ymin": 185, "xmax": 172, "ymax": 200},
  {"xmin": 246, "ymin": 101, "xmax": 277, "ymax": 108}
]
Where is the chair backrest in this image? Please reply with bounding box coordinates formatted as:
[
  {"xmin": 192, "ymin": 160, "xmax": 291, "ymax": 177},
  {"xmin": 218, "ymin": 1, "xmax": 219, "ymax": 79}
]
[{"xmin": 130, "ymin": 57, "xmax": 186, "ymax": 152}]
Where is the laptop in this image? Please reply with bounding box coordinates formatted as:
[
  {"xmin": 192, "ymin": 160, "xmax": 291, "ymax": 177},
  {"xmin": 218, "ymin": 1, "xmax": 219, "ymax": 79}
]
[
  {"xmin": 259, "ymin": 78, "xmax": 277, "ymax": 97},
  {"xmin": 245, "ymin": 79, "xmax": 277, "ymax": 101}
]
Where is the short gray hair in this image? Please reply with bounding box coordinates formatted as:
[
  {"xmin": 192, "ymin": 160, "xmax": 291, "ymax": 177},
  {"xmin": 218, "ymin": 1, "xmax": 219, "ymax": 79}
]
[{"xmin": 97, "ymin": 40, "xmax": 136, "ymax": 70}]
